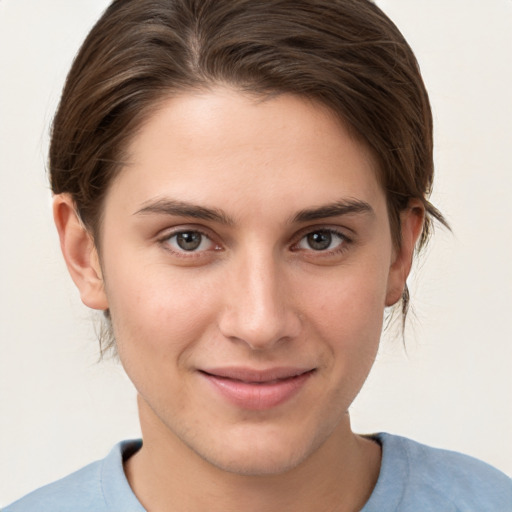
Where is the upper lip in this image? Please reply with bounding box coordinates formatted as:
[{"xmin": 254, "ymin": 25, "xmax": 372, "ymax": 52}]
[{"xmin": 199, "ymin": 367, "xmax": 315, "ymax": 383}]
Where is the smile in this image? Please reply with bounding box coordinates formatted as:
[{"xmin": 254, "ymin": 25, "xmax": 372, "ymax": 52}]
[{"xmin": 199, "ymin": 367, "xmax": 316, "ymax": 410}]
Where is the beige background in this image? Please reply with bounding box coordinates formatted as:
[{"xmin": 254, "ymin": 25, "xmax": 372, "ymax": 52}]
[{"xmin": 1, "ymin": 0, "xmax": 511, "ymax": 505}]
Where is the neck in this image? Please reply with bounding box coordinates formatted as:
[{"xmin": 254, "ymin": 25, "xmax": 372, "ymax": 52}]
[{"xmin": 124, "ymin": 396, "xmax": 381, "ymax": 512}]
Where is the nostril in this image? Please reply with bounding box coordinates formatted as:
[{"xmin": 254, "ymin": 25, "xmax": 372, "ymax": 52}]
[{"xmin": 217, "ymin": 265, "xmax": 302, "ymax": 348}]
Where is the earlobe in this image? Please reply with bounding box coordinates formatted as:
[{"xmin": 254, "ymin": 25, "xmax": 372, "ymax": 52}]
[
  {"xmin": 53, "ymin": 194, "xmax": 109, "ymax": 310},
  {"xmin": 385, "ymin": 200, "xmax": 425, "ymax": 307}
]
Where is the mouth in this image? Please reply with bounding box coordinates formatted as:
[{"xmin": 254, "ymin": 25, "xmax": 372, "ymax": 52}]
[{"xmin": 198, "ymin": 367, "xmax": 316, "ymax": 410}]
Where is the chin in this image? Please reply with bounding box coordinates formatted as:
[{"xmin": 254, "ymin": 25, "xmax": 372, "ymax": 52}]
[
  {"xmin": 202, "ymin": 446, "xmax": 309, "ymax": 477},
  {"xmin": 187, "ymin": 424, "xmax": 328, "ymax": 477}
]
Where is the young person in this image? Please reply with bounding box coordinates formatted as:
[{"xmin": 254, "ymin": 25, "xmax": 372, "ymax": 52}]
[{"xmin": 5, "ymin": 0, "xmax": 511, "ymax": 510}]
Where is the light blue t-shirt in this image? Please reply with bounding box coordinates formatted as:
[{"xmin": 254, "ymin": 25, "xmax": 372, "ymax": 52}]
[{"xmin": 4, "ymin": 433, "xmax": 512, "ymax": 511}]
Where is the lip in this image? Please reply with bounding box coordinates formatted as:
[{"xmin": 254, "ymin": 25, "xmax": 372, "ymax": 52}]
[{"xmin": 199, "ymin": 367, "xmax": 315, "ymax": 410}]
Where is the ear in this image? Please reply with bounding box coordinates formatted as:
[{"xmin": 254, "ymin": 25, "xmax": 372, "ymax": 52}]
[
  {"xmin": 53, "ymin": 194, "xmax": 109, "ymax": 310},
  {"xmin": 385, "ymin": 199, "xmax": 425, "ymax": 307}
]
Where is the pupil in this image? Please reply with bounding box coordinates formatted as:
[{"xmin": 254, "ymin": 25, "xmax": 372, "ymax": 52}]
[
  {"xmin": 307, "ymin": 231, "xmax": 331, "ymax": 251},
  {"xmin": 177, "ymin": 232, "xmax": 202, "ymax": 251}
]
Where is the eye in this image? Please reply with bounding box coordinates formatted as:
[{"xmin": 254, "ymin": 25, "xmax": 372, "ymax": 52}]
[
  {"xmin": 296, "ymin": 229, "xmax": 347, "ymax": 252},
  {"xmin": 163, "ymin": 230, "xmax": 217, "ymax": 253}
]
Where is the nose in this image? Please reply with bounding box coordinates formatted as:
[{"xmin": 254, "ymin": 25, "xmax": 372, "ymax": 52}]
[{"xmin": 218, "ymin": 250, "xmax": 302, "ymax": 351}]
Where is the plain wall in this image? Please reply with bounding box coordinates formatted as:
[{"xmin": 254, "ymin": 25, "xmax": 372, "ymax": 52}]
[{"xmin": 1, "ymin": 0, "xmax": 511, "ymax": 505}]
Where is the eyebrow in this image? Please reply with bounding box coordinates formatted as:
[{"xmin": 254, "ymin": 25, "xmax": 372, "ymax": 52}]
[
  {"xmin": 134, "ymin": 198, "xmax": 234, "ymax": 225},
  {"xmin": 292, "ymin": 199, "xmax": 374, "ymax": 223},
  {"xmin": 134, "ymin": 197, "xmax": 374, "ymax": 225}
]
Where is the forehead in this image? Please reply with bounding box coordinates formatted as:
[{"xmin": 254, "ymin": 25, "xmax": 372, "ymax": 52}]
[{"xmin": 110, "ymin": 88, "xmax": 386, "ymax": 220}]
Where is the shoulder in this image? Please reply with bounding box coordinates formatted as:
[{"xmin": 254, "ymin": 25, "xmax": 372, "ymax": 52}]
[
  {"xmin": 363, "ymin": 433, "xmax": 512, "ymax": 512},
  {"xmin": 3, "ymin": 459, "xmax": 104, "ymax": 512},
  {"xmin": 3, "ymin": 440, "xmax": 144, "ymax": 512}
]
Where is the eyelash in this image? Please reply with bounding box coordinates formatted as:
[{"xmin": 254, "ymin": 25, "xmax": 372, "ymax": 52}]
[
  {"xmin": 291, "ymin": 228, "xmax": 352, "ymax": 257},
  {"xmin": 158, "ymin": 228, "xmax": 220, "ymax": 258},
  {"xmin": 157, "ymin": 227, "xmax": 352, "ymax": 259}
]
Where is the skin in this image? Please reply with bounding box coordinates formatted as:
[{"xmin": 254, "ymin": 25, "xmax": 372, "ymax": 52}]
[{"xmin": 54, "ymin": 88, "xmax": 423, "ymax": 511}]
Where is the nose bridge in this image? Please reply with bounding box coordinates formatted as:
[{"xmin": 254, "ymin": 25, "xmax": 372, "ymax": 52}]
[{"xmin": 219, "ymin": 244, "xmax": 299, "ymax": 349}]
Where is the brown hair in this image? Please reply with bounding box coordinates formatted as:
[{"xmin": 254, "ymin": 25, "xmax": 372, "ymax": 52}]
[{"xmin": 50, "ymin": 0, "xmax": 447, "ymax": 353}]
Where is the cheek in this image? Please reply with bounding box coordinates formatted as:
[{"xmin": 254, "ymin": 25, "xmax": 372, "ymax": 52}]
[
  {"xmin": 104, "ymin": 261, "xmax": 220, "ymax": 359},
  {"xmin": 104, "ymin": 267, "xmax": 222, "ymax": 407},
  {"xmin": 299, "ymin": 263, "xmax": 388, "ymax": 390},
  {"xmin": 301, "ymin": 263, "xmax": 389, "ymax": 338}
]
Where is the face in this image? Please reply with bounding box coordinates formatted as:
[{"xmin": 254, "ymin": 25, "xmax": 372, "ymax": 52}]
[{"xmin": 71, "ymin": 89, "xmax": 416, "ymax": 475}]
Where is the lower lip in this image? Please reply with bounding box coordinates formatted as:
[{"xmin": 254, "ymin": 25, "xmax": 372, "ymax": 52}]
[{"xmin": 201, "ymin": 371, "xmax": 314, "ymax": 411}]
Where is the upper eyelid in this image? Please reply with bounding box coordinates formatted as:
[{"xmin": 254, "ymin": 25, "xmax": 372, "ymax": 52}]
[
  {"xmin": 157, "ymin": 224, "xmax": 215, "ymax": 240},
  {"xmin": 157, "ymin": 227, "xmax": 219, "ymax": 253},
  {"xmin": 292, "ymin": 225, "xmax": 352, "ymax": 243},
  {"xmin": 156, "ymin": 234, "xmax": 221, "ymax": 263},
  {"xmin": 289, "ymin": 228, "xmax": 353, "ymax": 257},
  {"xmin": 155, "ymin": 224, "xmax": 353, "ymax": 249}
]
